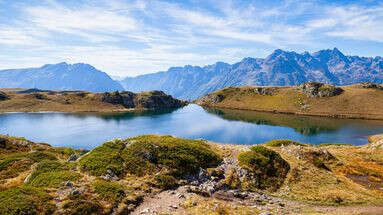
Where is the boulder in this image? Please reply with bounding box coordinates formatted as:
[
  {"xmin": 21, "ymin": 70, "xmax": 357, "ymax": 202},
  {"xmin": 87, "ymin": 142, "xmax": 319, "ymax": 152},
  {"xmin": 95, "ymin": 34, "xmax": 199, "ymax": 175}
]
[{"xmin": 67, "ymin": 154, "xmax": 80, "ymax": 162}]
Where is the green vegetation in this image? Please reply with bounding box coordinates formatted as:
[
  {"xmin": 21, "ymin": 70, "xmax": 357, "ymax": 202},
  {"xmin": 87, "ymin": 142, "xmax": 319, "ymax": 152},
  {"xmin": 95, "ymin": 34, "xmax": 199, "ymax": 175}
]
[
  {"xmin": 80, "ymin": 135, "xmax": 222, "ymax": 178},
  {"xmin": 92, "ymin": 180, "xmax": 125, "ymax": 203},
  {"xmin": 26, "ymin": 151, "xmax": 58, "ymax": 162},
  {"xmin": 79, "ymin": 139, "xmax": 125, "ymax": 176},
  {"xmin": 27, "ymin": 160, "xmax": 80, "ymax": 188},
  {"xmin": 265, "ymin": 139, "xmax": 305, "ymax": 147},
  {"xmin": 62, "ymin": 197, "xmax": 102, "ymax": 215},
  {"xmin": 154, "ymin": 174, "xmax": 178, "ymax": 189},
  {"xmin": 238, "ymin": 146, "xmax": 290, "ymax": 190},
  {"xmin": 123, "ymin": 135, "xmax": 222, "ymax": 177},
  {"xmin": 0, "ymin": 186, "xmax": 55, "ymax": 215}
]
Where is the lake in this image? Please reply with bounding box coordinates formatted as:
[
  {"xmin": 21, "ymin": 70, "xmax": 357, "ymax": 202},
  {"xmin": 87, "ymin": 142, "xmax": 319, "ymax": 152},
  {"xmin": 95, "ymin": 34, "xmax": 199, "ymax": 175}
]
[{"xmin": 1, "ymin": 104, "xmax": 383, "ymax": 149}]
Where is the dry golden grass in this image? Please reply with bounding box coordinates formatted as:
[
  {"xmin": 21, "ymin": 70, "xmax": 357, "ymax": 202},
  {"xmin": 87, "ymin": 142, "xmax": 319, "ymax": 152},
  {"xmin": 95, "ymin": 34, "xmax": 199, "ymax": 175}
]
[
  {"xmin": 197, "ymin": 85, "xmax": 383, "ymax": 120},
  {"xmin": 272, "ymin": 144, "xmax": 383, "ymax": 205},
  {"xmin": 181, "ymin": 195, "xmax": 259, "ymax": 215},
  {"xmin": 0, "ymin": 91, "xmax": 126, "ymax": 112}
]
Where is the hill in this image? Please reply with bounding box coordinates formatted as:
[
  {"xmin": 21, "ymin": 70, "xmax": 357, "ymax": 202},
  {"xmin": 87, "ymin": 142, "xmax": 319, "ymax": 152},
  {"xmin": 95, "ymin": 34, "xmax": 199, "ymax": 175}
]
[
  {"xmin": 1, "ymin": 134, "xmax": 383, "ymax": 214},
  {"xmin": 196, "ymin": 82, "xmax": 383, "ymax": 120},
  {"xmin": 0, "ymin": 62, "xmax": 123, "ymax": 92},
  {"xmin": 120, "ymin": 48, "xmax": 383, "ymax": 100},
  {"xmin": 0, "ymin": 89, "xmax": 186, "ymax": 112}
]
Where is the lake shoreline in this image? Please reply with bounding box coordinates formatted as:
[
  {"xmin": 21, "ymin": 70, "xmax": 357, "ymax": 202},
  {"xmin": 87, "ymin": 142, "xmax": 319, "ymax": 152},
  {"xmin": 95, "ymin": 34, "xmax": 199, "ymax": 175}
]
[{"xmin": 198, "ymin": 104, "xmax": 383, "ymax": 120}]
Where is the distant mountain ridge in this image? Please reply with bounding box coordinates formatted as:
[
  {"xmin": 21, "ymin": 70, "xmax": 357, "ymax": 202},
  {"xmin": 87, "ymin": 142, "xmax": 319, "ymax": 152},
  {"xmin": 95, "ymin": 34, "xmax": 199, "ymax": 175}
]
[
  {"xmin": 0, "ymin": 62, "xmax": 123, "ymax": 92},
  {"xmin": 120, "ymin": 48, "xmax": 383, "ymax": 100}
]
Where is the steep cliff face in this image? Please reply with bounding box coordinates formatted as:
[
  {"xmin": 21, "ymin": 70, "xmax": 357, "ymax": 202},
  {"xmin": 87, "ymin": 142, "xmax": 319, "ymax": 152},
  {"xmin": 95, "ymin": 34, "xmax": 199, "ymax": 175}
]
[
  {"xmin": 0, "ymin": 62, "xmax": 123, "ymax": 92},
  {"xmin": 120, "ymin": 48, "xmax": 383, "ymax": 100}
]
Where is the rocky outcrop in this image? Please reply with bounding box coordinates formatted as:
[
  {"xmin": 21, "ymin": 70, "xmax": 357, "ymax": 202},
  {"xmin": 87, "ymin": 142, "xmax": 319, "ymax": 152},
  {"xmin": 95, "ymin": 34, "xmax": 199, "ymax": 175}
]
[
  {"xmin": 252, "ymin": 87, "xmax": 278, "ymax": 96},
  {"xmin": 101, "ymin": 91, "xmax": 136, "ymax": 108},
  {"xmin": 0, "ymin": 91, "xmax": 9, "ymax": 101},
  {"xmin": 195, "ymin": 93, "xmax": 225, "ymax": 105},
  {"xmin": 100, "ymin": 90, "xmax": 187, "ymax": 109},
  {"xmin": 357, "ymin": 82, "xmax": 383, "ymax": 90},
  {"xmin": 135, "ymin": 91, "xmax": 187, "ymax": 109},
  {"xmin": 297, "ymin": 82, "xmax": 343, "ymax": 97}
]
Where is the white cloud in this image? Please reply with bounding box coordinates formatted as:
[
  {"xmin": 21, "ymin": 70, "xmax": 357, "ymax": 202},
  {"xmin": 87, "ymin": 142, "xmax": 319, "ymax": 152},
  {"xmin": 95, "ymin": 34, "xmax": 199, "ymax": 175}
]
[{"xmin": 0, "ymin": 0, "xmax": 382, "ymax": 76}]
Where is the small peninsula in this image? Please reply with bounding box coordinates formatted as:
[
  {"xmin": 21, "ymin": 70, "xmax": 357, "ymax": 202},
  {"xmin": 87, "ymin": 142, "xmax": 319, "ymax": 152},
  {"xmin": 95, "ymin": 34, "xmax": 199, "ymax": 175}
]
[
  {"xmin": 196, "ymin": 82, "xmax": 383, "ymax": 120},
  {"xmin": 0, "ymin": 89, "xmax": 187, "ymax": 113}
]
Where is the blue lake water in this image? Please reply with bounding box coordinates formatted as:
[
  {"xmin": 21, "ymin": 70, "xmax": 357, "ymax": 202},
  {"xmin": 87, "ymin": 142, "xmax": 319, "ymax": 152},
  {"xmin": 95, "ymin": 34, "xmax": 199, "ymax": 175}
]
[{"xmin": 1, "ymin": 104, "xmax": 383, "ymax": 149}]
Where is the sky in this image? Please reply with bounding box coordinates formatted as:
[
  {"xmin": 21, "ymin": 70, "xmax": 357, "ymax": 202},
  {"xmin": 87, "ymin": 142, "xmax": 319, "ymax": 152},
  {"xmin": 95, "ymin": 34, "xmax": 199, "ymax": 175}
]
[{"xmin": 0, "ymin": 0, "xmax": 382, "ymax": 77}]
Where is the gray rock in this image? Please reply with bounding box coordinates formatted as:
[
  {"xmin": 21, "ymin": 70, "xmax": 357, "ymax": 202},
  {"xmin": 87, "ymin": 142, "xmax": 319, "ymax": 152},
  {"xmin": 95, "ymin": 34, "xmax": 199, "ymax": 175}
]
[
  {"xmin": 71, "ymin": 189, "xmax": 80, "ymax": 195},
  {"xmin": 65, "ymin": 181, "xmax": 73, "ymax": 188},
  {"xmin": 67, "ymin": 154, "xmax": 79, "ymax": 162},
  {"xmin": 101, "ymin": 169, "xmax": 119, "ymax": 181}
]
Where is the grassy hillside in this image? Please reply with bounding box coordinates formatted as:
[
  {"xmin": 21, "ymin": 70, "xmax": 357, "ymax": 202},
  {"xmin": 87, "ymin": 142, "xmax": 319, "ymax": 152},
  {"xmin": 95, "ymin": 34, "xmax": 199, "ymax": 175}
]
[
  {"xmin": 1, "ymin": 134, "xmax": 383, "ymax": 214},
  {"xmin": 0, "ymin": 89, "xmax": 186, "ymax": 113},
  {"xmin": 196, "ymin": 82, "xmax": 383, "ymax": 120}
]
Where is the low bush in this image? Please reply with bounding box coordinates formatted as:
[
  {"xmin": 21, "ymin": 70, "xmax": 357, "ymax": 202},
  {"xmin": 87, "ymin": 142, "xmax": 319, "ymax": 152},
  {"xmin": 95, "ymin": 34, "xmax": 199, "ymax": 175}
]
[
  {"xmin": 79, "ymin": 140, "xmax": 125, "ymax": 176},
  {"xmin": 92, "ymin": 180, "xmax": 125, "ymax": 204},
  {"xmin": 122, "ymin": 135, "xmax": 222, "ymax": 177},
  {"xmin": 27, "ymin": 160, "xmax": 80, "ymax": 188},
  {"xmin": 0, "ymin": 186, "xmax": 55, "ymax": 215},
  {"xmin": 62, "ymin": 198, "xmax": 102, "ymax": 215},
  {"xmin": 265, "ymin": 139, "xmax": 305, "ymax": 147},
  {"xmin": 26, "ymin": 151, "xmax": 58, "ymax": 162},
  {"xmin": 238, "ymin": 146, "xmax": 290, "ymax": 190},
  {"xmin": 154, "ymin": 174, "xmax": 178, "ymax": 189}
]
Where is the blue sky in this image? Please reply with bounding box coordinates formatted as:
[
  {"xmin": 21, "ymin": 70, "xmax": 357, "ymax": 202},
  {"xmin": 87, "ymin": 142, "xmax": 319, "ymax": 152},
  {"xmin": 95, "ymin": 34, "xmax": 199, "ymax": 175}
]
[{"xmin": 0, "ymin": 0, "xmax": 382, "ymax": 76}]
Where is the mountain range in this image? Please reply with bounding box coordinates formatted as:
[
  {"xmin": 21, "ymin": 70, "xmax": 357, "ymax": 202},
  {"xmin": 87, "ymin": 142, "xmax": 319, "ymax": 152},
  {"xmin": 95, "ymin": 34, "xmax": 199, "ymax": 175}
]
[
  {"xmin": 0, "ymin": 62, "xmax": 123, "ymax": 92},
  {"xmin": 0, "ymin": 48, "xmax": 382, "ymax": 99},
  {"xmin": 120, "ymin": 48, "xmax": 383, "ymax": 100}
]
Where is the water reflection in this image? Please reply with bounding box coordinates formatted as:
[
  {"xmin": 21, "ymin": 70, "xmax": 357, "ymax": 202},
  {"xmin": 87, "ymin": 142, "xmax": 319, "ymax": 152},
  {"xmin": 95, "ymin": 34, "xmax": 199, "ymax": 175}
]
[
  {"xmin": 204, "ymin": 108, "xmax": 341, "ymax": 136},
  {"xmin": 1, "ymin": 104, "xmax": 383, "ymax": 149}
]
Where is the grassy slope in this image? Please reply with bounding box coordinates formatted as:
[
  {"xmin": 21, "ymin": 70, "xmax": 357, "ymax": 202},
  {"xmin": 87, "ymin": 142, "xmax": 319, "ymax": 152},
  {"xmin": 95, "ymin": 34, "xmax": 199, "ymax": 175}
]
[
  {"xmin": 197, "ymin": 85, "xmax": 383, "ymax": 119},
  {"xmin": 0, "ymin": 90, "xmax": 184, "ymax": 113}
]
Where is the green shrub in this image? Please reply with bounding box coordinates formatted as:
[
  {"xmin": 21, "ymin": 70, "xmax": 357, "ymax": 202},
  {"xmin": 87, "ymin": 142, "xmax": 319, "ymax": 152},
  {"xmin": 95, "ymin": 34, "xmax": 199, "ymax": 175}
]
[
  {"xmin": 92, "ymin": 180, "xmax": 125, "ymax": 203},
  {"xmin": 0, "ymin": 158, "xmax": 33, "ymax": 180},
  {"xmin": 62, "ymin": 198, "xmax": 102, "ymax": 215},
  {"xmin": 238, "ymin": 146, "xmax": 290, "ymax": 190},
  {"xmin": 154, "ymin": 174, "xmax": 178, "ymax": 189},
  {"xmin": 79, "ymin": 140, "xmax": 125, "ymax": 176},
  {"xmin": 122, "ymin": 135, "xmax": 222, "ymax": 177},
  {"xmin": 27, "ymin": 151, "xmax": 58, "ymax": 162},
  {"xmin": 27, "ymin": 160, "xmax": 80, "ymax": 188},
  {"xmin": 265, "ymin": 139, "xmax": 305, "ymax": 147},
  {"xmin": 0, "ymin": 186, "xmax": 55, "ymax": 215},
  {"xmin": 79, "ymin": 135, "xmax": 222, "ymax": 181}
]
